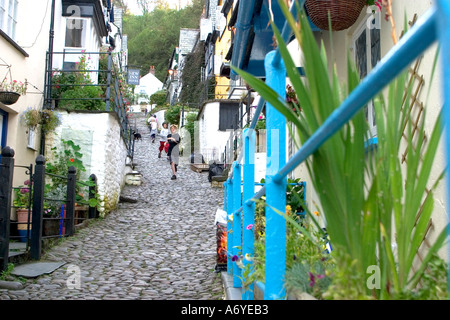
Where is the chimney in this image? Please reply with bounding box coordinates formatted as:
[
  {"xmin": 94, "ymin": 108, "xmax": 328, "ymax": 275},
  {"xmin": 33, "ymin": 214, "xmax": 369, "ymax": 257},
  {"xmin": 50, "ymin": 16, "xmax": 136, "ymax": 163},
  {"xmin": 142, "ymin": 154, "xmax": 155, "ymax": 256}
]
[{"xmin": 149, "ymin": 66, "xmax": 155, "ymax": 75}]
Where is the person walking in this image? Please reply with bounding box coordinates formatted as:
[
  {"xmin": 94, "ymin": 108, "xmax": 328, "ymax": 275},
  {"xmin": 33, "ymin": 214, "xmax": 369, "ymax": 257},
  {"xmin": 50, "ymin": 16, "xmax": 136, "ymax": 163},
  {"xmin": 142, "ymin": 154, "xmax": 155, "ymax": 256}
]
[
  {"xmin": 158, "ymin": 122, "xmax": 169, "ymax": 158},
  {"xmin": 167, "ymin": 124, "xmax": 180, "ymax": 180},
  {"xmin": 148, "ymin": 115, "xmax": 157, "ymax": 143}
]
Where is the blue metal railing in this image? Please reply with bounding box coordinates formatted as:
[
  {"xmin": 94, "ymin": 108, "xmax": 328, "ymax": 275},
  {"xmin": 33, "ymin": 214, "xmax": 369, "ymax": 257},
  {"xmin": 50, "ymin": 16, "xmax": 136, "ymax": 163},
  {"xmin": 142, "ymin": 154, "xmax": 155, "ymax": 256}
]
[{"xmin": 224, "ymin": 0, "xmax": 450, "ymax": 300}]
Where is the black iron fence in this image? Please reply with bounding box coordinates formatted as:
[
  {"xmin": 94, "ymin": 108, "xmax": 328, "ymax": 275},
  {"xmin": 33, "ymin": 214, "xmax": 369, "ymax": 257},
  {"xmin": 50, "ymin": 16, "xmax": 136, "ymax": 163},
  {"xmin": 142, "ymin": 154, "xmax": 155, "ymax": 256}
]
[{"xmin": 0, "ymin": 147, "xmax": 98, "ymax": 271}]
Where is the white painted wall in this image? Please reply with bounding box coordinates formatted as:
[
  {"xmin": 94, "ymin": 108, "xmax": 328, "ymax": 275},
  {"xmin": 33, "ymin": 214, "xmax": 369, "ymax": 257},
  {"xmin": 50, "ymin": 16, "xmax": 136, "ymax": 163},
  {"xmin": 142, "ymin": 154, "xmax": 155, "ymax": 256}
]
[
  {"xmin": 46, "ymin": 111, "xmax": 129, "ymax": 216},
  {"xmin": 198, "ymin": 101, "xmax": 231, "ymax": 162}
]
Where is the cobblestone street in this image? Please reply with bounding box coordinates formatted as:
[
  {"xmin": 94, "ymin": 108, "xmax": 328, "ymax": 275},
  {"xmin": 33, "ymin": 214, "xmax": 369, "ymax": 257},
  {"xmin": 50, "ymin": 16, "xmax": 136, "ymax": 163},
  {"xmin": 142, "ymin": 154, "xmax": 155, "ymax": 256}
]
[{"xmin": 0, "ymin": 114, "xmax": 225, "ymax": 300}]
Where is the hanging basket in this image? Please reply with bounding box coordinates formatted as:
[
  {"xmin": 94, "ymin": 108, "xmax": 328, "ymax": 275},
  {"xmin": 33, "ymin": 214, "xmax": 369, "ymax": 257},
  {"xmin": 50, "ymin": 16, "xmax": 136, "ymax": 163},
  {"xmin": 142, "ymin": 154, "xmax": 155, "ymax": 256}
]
[
  {"xmin": 305, "ymin": 0, "xmax": 366, "ymax": 31},
  {"xmin": 0, "ymin": 91, "xmax": 21, "ymax": 105}
]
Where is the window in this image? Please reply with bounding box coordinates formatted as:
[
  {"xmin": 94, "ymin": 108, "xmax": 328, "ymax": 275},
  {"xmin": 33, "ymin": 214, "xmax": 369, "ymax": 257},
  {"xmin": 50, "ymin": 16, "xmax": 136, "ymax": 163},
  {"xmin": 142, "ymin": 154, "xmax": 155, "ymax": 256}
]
[
  {"xmin": 27, "ymin": 127, "xmax": 35, "ymax": 150},
  {"xmin": 219, "ymin": 102, "xmax": 240, "ymax": 131},
  {"xmin": 0, "ymin": 1, "xmax": 5, "ymax": 33},
  {"xmin": 0, "ymin": 0, "xmax": 18, "ymax": 40},
  {"xmin": 62, "ymin": 61, "xmax": 77, "ymax": 70},
  {"xmin": 65, "ymin": 18, "xmax": 87, "ymax": 48},
  {"xmin": 353, "ymin": 12, "xmax": 381, "ymax": 137}
]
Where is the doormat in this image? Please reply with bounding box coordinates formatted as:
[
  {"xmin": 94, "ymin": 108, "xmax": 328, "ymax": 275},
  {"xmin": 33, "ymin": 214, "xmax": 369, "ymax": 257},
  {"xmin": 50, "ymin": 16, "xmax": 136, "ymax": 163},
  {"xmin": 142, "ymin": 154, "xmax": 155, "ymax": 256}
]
[{"xmin": 11, "ymin": 261, "xmax": 66, "ymax": 278}]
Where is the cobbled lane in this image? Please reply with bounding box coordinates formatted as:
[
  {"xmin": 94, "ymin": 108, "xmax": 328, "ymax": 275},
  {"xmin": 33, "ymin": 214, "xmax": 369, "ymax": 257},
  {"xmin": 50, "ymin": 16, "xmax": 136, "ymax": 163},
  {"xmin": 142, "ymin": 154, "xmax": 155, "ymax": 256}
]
[{"xmin": 0, "ymin": 113, "xmax": 225, "ymax": 300}]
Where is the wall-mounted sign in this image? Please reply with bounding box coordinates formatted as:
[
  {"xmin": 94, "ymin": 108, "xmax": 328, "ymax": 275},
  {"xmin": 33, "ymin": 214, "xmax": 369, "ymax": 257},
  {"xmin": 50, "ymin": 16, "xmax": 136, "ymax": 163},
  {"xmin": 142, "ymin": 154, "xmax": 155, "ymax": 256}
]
[{"xmin": 127, "ymin": 69, "xmax": 140, "ymax": 85}]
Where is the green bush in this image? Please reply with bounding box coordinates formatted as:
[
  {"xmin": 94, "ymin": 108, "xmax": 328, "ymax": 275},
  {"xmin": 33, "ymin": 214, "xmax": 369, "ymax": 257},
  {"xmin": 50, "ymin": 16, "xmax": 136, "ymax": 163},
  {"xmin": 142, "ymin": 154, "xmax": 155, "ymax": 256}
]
[
  {"xmin": 150, "ymin": 90, "xmax": 167, "ymax": 107},
  {"xmin": 165, "ymin": 105, "xmax": 181, "ymax": 125},
  {"xmin": 58, "ymin": 85, "xmax": 106, "ymax": 111}
]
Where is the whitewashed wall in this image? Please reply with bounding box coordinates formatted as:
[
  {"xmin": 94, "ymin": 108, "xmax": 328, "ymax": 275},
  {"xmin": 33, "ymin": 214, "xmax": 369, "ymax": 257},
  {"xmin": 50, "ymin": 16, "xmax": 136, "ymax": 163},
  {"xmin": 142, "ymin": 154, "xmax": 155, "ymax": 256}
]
[
  {"xmin": 198, "ymin": 101, "xmax": 231, "ymax": 162},
  {"xmin": 46, "ymin": 111, "xmax": 129, "ymax": 216}
]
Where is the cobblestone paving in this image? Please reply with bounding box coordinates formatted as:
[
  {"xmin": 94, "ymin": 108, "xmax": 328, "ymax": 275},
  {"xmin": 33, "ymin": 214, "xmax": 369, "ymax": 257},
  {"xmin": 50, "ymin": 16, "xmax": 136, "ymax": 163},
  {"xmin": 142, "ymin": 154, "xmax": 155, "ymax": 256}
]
[{"xmin": 1, "ymin": 114, "xmax": 225, "ymax": 300}]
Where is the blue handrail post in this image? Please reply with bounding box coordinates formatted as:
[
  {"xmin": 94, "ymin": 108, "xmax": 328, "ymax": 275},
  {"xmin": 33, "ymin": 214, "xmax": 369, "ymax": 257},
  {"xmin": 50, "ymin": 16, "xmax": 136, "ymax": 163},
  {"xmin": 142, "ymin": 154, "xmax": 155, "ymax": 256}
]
[
  {"xmin": 232, "ymin": 161, "xmax": 242, "ymax": 288},
  {"xmin": 264, "ymin": 50, "xmax": 287, "ymax": 300},
  {"xmin": 435, "ymin": 0, "xmax": 450, "ymax": 294},
  {"xmin": 226, "ymin": 179, "xmax": 233, "ymax": 275},
  {"xmin": 242, "ymin": 128, "xmax": 256, "ymax": 300}
]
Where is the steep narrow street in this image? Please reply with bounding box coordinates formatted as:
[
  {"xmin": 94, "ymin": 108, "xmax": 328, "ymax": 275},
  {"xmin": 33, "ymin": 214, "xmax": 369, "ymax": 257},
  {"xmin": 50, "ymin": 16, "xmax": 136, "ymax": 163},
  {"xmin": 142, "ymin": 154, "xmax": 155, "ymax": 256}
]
[{"xmin": 1, "ymin": 113, "xmax": 225, "ymax": 300}]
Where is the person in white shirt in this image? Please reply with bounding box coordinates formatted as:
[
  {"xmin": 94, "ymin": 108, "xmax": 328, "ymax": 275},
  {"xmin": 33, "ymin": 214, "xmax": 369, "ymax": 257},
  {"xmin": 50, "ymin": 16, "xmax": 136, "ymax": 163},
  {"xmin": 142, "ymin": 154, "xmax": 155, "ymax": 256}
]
[
  {"xmin": 158, "ymin": 122, "xmax": 169, "ymax": 158},
  {"xmin": 148, "ymin": 115, "xmax": 157, "ymax": 143}
]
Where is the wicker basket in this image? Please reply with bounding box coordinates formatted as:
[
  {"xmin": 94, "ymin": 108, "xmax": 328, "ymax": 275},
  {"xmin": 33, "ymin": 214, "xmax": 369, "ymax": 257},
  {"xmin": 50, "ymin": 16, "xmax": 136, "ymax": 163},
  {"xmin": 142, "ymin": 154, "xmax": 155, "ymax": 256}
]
[
  {"xmin": 305, "ymin": 0, "xmax": 366, "ymax": 31},
  {"xmin": 0, "ymin": 91, "xmax": 20, "ymax": 105}
]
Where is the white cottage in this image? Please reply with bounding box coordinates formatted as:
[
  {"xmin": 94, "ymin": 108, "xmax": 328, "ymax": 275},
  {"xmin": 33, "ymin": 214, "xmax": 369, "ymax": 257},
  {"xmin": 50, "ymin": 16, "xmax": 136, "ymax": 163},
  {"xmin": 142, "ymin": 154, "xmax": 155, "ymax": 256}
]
[
  {"xmin": 197, "ymin": 99, "xmax": 240, "ymax": 163},
  {"xmin": 135, "ymin": 67, "xmax": 163, "ymax": 105}
]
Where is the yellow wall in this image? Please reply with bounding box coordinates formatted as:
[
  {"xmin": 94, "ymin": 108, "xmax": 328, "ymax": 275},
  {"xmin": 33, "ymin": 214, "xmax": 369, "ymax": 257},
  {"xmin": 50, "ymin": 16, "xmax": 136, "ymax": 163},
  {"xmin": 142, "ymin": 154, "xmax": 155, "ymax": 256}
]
[{"xmin": 214, "ymin": 0, "xmax": 233, "ymax": 99}]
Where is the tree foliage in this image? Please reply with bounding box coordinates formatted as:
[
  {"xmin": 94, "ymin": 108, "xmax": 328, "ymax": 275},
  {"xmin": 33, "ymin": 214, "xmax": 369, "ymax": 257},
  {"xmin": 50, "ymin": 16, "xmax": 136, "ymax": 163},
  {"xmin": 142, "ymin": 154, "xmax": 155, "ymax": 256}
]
[
  {"xmin": 150, "ymin": 90, "xmax": 167, "ymax": 106},
  {"xmin": 123, "ymin": 0, "xmax": 203, "ymax": 82}
]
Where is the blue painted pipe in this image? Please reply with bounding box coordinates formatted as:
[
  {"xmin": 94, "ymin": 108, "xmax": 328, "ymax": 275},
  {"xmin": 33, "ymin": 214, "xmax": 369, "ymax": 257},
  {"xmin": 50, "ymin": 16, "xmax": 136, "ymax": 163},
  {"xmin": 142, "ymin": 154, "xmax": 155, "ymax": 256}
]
[
  {"xmin": 264, "ymin": 49, "xmax": 287, "ymax": 300},
  {"xmin": 232, "ymin": 162, "xmax": 242, "ymax": 288}
]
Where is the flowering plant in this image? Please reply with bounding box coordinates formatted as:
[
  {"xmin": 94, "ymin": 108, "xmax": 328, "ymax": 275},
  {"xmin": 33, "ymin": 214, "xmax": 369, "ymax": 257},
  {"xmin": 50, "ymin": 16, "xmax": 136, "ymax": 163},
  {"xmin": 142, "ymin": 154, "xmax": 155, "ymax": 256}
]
[
  {"xmin": 40, "ymin": 109, "xmax": 62, "ymax": 132},
  {"xmin": 20, "ymin": 107, "xmax": 61, "ymax": 132},
  {"xmin": 13, "ymin": 180, "xmax": 32, "ymax": 208},
  {"xmin": 0, "ymin": 77, "xmax": 26, "ymax": 95},
  {"xmin": 286, "ymin": 84, "xmax": 301, "ymax": 116},
  {"xmin": 366, "ymin": 0, "xmax": 382, "ymax": 11}
]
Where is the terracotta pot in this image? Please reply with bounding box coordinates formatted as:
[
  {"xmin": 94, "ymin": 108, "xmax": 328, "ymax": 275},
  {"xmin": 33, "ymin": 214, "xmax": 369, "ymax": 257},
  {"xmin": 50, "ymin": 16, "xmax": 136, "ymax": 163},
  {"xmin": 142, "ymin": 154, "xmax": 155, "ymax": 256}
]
[
  {"xmin": 16, "ymin": 209, "xmax": 31, "ymax": 230},
  {"xmin": 16, "ymin": 209, "xmax": 31, "ymax": 242}
]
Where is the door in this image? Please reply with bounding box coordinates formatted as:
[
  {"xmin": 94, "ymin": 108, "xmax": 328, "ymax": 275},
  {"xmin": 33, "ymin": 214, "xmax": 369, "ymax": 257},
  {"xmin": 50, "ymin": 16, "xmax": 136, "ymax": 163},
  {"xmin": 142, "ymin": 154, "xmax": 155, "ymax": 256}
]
[{"xmin": 0, "ymin": 109, "xmax": 8, "ymax": 152}]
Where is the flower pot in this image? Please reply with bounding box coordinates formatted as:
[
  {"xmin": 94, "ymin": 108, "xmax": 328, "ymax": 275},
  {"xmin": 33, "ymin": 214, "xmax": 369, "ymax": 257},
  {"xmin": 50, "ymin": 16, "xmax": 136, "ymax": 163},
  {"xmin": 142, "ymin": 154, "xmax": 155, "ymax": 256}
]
[
  {"xmin": 305, "ymin": 0, "xmax": 366, "ymax": 31},
  {"xmin": 16, "ymin": 209, "xmax": 31, "ymax": 242},
  {"xmin": 0, "ymin": 91, "xmax": 20, "ymax": 105}
]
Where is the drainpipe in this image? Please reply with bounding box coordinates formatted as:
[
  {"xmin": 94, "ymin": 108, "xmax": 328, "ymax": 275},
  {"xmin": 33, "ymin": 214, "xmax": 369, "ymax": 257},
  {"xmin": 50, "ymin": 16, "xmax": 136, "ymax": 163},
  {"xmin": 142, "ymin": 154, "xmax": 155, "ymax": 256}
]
[
  {"xmin": 40, "ymin": 0, "xmax": 56, "ymax": 155},
  {"xmin": 230, "ymin": 0, "xmax": 256, "ymax": 80}
]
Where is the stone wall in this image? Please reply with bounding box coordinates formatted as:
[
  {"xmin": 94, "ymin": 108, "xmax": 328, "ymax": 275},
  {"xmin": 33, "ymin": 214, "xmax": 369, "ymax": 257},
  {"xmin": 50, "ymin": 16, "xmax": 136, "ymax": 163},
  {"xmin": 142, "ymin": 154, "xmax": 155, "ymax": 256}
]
[{"xmin": 46, "ymin": 110, "xmax": 130, "ymax": 216}]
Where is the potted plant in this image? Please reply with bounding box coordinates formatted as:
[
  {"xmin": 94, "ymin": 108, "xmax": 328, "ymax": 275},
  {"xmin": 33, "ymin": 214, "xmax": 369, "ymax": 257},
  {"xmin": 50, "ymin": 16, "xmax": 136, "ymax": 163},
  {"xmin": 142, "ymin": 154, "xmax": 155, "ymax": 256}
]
[
  {"xmin": 42, "ymin": 201, "xmax": 63, "ymax": 237},
  {"xmin": 13, "ymin": 180, "xmax": 32, "ymax": 242},
  {"xmin": 305, "ymin": 0, "xmax": 382, "ymax": 31},
  {"xmin": 0, "ymin": 77, "xmax": 26, "ymax": 105},
  {"xmin": 20, "ymin": 107, "xmax": 61, "ymax": 133},
  {"xmin": 40, "ymin": 109, "xmax": 62, "ymax": 133},
  {"xmin": 20, "ymin": 107, "xmax": 41, "ymax": 131}
]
